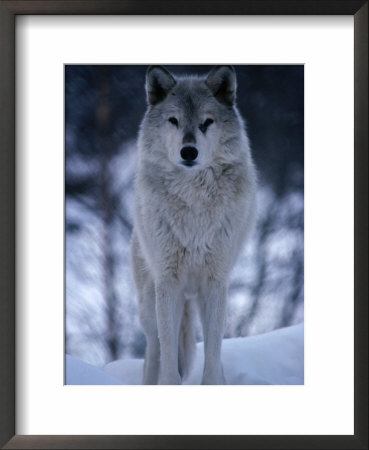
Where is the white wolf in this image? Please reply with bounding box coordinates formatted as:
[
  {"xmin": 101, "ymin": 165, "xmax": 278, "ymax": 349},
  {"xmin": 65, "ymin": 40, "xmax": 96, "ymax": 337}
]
[{"xmin": 131, "ymin": 65, "xmax": 257, "ymax": 384}]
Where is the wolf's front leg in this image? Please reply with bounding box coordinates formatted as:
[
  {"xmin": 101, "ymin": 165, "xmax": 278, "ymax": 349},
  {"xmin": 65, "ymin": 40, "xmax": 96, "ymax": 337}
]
[
  {"xmin": 156, "ymin": 278, "xmax": 182, "ymax": 384},
  {"xmin": 200, "ymin": 281, "xmax": 227, "ymax": 385},
  {"xmin": 143, "ymin": 338, "xmax": 160, "ymax": 385},
  {"xmin": 138, "ymin": 281, "xmax": 160, "ymax": 385}
]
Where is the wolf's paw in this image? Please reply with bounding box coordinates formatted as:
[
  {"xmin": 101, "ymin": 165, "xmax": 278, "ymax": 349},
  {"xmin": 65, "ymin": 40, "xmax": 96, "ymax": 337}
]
[
  {"xmin": 201, "ymin": 376, "xmax": 226, "ymax": 385},
  {"xmin": 201, "ymin": 367, "xmax": 226, "ymax": 385},
  {"xmin": 159, "ymin": 372, "xmax": 182, "ymax": 385}
]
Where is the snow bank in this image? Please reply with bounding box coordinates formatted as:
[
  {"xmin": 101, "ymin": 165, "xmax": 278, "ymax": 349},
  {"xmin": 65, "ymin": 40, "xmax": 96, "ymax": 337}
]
[
  {"xmin": 66, "ymin": 355, "xmax": 121, "ymax": 385},
  {"xmin": 67, "ymin": 323, "xmax": 304, "ymax": 385}
]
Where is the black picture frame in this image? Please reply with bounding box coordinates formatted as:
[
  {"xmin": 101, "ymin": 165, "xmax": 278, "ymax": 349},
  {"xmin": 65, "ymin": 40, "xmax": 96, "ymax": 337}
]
[{"xmin": 0, "ymin": 1, "xmax": 367, "ymax": 449}]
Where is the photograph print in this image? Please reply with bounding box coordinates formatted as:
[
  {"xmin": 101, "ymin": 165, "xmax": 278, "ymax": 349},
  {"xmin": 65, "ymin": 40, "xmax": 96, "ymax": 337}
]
[{"xmin": 65, "ymin": 64, "xmax": 304, "ymax": 385}]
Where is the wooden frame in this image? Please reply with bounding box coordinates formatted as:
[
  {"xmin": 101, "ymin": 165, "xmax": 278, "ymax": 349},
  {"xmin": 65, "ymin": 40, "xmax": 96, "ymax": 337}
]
[{"xmin": 0, "ymin": 1, "xmax": 367, "ymax": 448}]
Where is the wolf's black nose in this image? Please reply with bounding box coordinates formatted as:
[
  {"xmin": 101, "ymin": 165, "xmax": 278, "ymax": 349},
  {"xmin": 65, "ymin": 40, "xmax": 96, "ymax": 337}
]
[{"xmin": 180, "ymin": 146, "xmax": 198, "ymax": 161}]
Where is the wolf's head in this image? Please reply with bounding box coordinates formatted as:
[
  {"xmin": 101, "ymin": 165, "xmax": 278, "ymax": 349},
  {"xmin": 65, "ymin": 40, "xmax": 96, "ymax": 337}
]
[{"xmin": 140, "ymin": 66, "xmax": 245, "ymax": 170}]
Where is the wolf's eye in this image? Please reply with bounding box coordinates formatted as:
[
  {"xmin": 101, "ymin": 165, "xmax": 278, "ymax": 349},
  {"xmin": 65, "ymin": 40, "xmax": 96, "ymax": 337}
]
[
  {"xmin": 199, "ymin": 118, "xmax": 214, "ymax": 133},
  {"xmin": 168, "ymin": 117, "xmax": 178, "ymax": 126}
]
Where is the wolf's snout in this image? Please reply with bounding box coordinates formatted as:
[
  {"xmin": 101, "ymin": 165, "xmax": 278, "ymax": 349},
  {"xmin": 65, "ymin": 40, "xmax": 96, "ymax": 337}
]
[
  {"xmin": 180, "ymin": 146, "xmax": 198, "ymax": 162},
  {"xmin": 183, "ymin": 131, "xmax": 196, "ymax": 144}
]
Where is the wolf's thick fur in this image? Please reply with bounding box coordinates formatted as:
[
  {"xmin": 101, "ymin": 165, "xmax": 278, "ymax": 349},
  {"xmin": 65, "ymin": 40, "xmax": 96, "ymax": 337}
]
[{"xmin": 131, "ymin": 66, "xmax": 257, "ymax": 384}]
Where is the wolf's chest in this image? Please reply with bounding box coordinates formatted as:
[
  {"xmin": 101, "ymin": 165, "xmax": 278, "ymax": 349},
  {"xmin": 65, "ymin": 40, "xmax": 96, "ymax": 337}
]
[
  {"xmin": 162, "ymin": 191, "xmax": 226, "ymax": 251},
  {"xmin": 143, "ymin": 165, "xmax": 240, "ymax": 254}
]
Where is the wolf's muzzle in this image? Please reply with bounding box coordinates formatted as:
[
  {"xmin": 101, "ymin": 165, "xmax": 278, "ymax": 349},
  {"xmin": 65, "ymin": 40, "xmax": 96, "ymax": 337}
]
[{"xmin": 180, "ymin": 146, "xmax": 198, "ymax": 164}]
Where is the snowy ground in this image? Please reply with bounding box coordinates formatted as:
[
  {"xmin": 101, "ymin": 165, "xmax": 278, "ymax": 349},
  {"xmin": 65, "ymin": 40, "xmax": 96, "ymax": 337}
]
[{"xmin": 66, "ymin": 323, "xmax": 304, "ymax": 385}]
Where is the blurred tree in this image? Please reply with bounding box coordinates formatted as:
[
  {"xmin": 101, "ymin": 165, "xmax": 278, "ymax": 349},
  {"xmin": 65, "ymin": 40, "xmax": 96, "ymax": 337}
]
[
  {"xmin": 96, "ymin": 68, "xmax": 120, "ymax": 360},
  {"xmin": 66, "ymin": 66, "xmax": 136, "ymax": 362},
  {"xmin": 228, "ymin": 180, "xmax": 304, "ymax": 338}
]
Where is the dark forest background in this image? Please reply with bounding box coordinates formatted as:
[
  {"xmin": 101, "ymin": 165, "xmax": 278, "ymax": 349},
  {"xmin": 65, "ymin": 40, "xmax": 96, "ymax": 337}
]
[{"xmin": 65, "ymin": 65, "xmax": 304, "ymax": 367}]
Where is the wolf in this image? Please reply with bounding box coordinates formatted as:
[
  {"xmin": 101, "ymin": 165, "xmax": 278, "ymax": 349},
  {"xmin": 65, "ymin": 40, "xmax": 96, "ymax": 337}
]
[{"xmin": 131, "ymin": 65, "xmax": 257, "ymax": 384}]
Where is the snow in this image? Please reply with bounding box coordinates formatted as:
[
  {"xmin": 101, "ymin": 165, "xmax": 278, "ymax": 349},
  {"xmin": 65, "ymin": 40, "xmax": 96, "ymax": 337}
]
[
  {"xmin": 66, "ymin": 355, "xmax": 121, "ymax": 385},
  {"xmin": 66, "ymin": 323, "xmax": 304, "ymax": 385},
  {"xmin": 104, "ymin": 359, "xmax": 144, "ymax": 385}
]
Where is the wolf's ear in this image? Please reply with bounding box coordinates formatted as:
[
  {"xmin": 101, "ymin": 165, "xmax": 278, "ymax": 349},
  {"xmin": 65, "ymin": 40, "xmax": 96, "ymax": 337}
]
[
  {"xmin": 205, "ymin": 66, "xmax": 237, "ymax": 106},
  {"xmin": 146, "ymin": 66, "xmax": 176, "ymax": 105}
]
